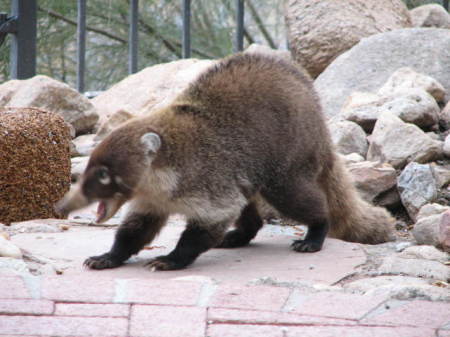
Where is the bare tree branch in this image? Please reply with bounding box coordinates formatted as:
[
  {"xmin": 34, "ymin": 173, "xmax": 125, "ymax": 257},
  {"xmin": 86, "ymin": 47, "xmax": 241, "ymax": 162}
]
[{"xmin": 245, "ymin": 0, "xmax": 277, "ymax": 48}]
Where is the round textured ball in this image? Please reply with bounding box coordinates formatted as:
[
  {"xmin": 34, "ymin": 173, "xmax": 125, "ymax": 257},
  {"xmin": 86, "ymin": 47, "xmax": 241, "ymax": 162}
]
[{"xmin": 0, "ymin": 107, "xmax": 71, "ymax": 224}]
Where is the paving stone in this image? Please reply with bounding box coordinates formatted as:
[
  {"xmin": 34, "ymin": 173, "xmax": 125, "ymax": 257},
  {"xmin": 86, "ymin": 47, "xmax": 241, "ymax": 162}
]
[
  {"xmin": 0, "ymin": 299, "xmax": 53, "ymax": 315},
  {"xmin": 129, "ymin": 305, "xmax": 206, "ymax": 337},
  {"xmin": 209, "ymin": 285, "xmax": 290, "ymax": 311},
  {"xmin": 439, "ymin": 330, "xmax": 450, "ymax": 337},
  {"xmin": 287, "ymin": 326, "xmax": 436, "ymax": 337},
  {"xmin": 41, "ymin": 275, "xmax": 115, "ymax": 303},
  {"xmin": 55, "ymin": 303, "xmax": 129, "ymax": 317},
  {"xmin": 0, "ymin": 276, "xmax": 31, "ymax": 299},
  {"xmin": 286, "ymin": 291, "xmax": 386, "ymax": 320},
  {"xmin": 208, "ymin": 308, "xmax": 356, "ymax": 326},
  {"xmin": 362, "ymin": 300, "xmax": 450, "ymax": 328},
  {"xmin": 0, "ymin": 315, "xmax": 128, "ymax": 336},
  {"xmin": 207, "ymin": 324, "xmax": 284, "ymax": 337},
  {"xmin": 119, "ymin": 279, "xmax": 202, "ymax": 306}
]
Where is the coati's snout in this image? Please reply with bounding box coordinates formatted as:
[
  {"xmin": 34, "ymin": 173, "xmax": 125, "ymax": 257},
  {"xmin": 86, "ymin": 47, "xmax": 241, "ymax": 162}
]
[{"xmin": 56, "ymin": 131, "xmax": 162, "ymax": 223}]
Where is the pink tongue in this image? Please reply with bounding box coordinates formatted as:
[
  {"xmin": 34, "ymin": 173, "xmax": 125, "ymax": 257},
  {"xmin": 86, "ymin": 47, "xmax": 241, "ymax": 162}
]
[{"xmin": 96, "ymin": 201, "xmax": 107, "ymax": 223}]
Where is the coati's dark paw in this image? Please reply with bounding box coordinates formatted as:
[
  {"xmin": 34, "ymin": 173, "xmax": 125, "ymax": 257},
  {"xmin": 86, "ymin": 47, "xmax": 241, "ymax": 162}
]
[
  {"xmin": 291, "ymin": 239, "xmax": 323, "ymax": 253},
  {"xmin": 84, "ymin": 253, "xmax": 123, "ymax": 270},
  {"xmin": 145, "ymin": 255, "xmax": 187, "ymax": 271},
  {"xmin": 216, "ymin": 230, "xmax": 251, "ymax": 248}
]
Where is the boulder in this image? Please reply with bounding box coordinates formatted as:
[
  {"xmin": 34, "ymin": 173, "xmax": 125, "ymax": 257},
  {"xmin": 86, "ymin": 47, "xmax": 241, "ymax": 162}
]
[
  {"xmin": 71, "ymin": 156, "xmax": 89, "ymax": 182},
  {"xmin": 430, "ymin": 163, "xmax": 450, "ymax": 188},
  {"xmin": 347, "ymin": 161, "xmax": 398, "ymax": 205},
  {"xmin": 378, "ymin": 67, "xmax": 446, "ymax": 103},
  {"xmin": 0, "ymin": 107, "xmax": 71, "ymax": 224},
  {"xmin": 417, "ymin": 203, "xmax": 450, "ymax": 220},
  {"xmin": 443, "ymin": 134, "xmax": 450, "ymax": 158},
  {"xmin": 378, "ymin": 256, "xmax": 449, "ymax": 280},
  {"xmin": 0, "ymin": 75, "xmax": 98, "ymax": 135},
  {"xmin": 410, "ymin": 4, "xmax": 450, "ymax": 29},
  {"xmin": 328, "ymin": 120, "xmax": 368, "ymax": 157},
  {"xmin": 413, "ymin": 214, "xmax": 443, "ymax": 247},
  {"xmin": 439, "ymin": 101, "xmax": 450, "ymax": 130},
  {"xmin": 397, "ymin": 162, "xmax": 438, "ymax": 220},
  {"xmin": 367, "ymin": 112, "xmax": 442, "ymax": 168},
  {"xmin": 343, "ymin": 88, "xmax": 440, "ymax": 132},
  {"xmin": 315, "ymin": 28, "xmax": 450, "ymax": 118},
  {"xmin": 284, "ymin": 0, "xmax": 411, "ymax": 78},
  {"xmin": 72, "ymin": 134, "xmax": 99, "ymax": 157},
  {"xmin": 92, "ymin": 59, "xmax": 215, "ymax": 138},
  {"xmin": 439, "ymin": 211, "xmax": 450, "ymax": 252},
  {"xmin": 398, "ymin": 245, "xmax": 449, "ymax": 263}
]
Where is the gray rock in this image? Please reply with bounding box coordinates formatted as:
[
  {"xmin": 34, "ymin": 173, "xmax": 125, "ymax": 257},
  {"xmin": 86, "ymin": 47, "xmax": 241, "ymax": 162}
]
[
  {"xmin": 244, "ymin": 44, "xmax": 292, "ymax": 63},
  {"xmin": 443, "ymin": 134, "xmax": 450, "ymax": 158},
  {"xmin": 378, "ymin": 256, "xmax": 449, "ymax": 280},
  {"xmin": 395, "ymin": 241, "xmax": 414, "ymax": 252},
  {"xmin": 0, "ymin": 236, "xmax": 22, "ymax": 259},
  {"xmin": 430, "ymin": 164, "xmax": 450, "ymax": 188},
  {"xmin": 72, "ymin": 134, "xmax": 99, "ymax": 157},
  {"xmin": 343, "ymin": 89, "xmax": 440, "ymax": 132},
  {"xmin": 315, "ymin": 28, "xmax": 450, "ymax": 118},
  {"xmin": 398, "ymin": 245, "xmax": 449, "ymax": 263},
  {"xmin": 410, "ymin": 4, "xmax": 450, "ymax": 29},
  {"xmin": 329, "ymin": 120, "xmax": 368, "ymax": 157},
  {"xmin": 367, "ymin": 112, "xmax": 442, "ymax": 169},
  {"xmin": 285, "ymin": 0, "xmax": 411, "ymax": 78},
  {"xmin": 340, "ymin": 152, "xmax": 365, "ymax": 165},
  {"xmin": 413, "ymin": 214, "xmax": 442, "ymax": 247},
  {"xmin": 364, "ymin": 282, "xmax": 450, "ymax": 301},
  {"xmin": 378, "ymin": 67, "xmax": 446, "ymax": 103},
  {"xmin": 439, "ymin": 211, "xmax": 450, "ymax": 253},
  {"xmin": 347, "ymin": 161, "xmax": 397, "ymax": 204},
  {"xmin": 417, "ymin": 203, "xmax": 450, "ymax": 220},
  {"xmin": 71, "ymin": 156, "xmax": 89, "ymax": 182},
  {"xmin": 397, "ymin": 162, "xmax": 438, "ymax": 220},
  {"xmin": 439, "ymin": 101, "xmax": 450, "ymax": 130},
  {"xmin": 0, "ymin": 75, "xmax": 98, "ymax": 135},
  {"xmin": 0, "ymin": 257, "xmax": 28, "ymax": 275}
]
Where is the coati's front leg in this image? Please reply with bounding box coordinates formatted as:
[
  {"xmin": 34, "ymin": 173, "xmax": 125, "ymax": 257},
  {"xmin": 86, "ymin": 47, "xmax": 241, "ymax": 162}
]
[
  {"xmin": 146, "ymin": 219, "xmax": 228, "ymax": 271},
  {"xmin": 84, "ymin": 212, "xmax": 168, "ymax": 270}
]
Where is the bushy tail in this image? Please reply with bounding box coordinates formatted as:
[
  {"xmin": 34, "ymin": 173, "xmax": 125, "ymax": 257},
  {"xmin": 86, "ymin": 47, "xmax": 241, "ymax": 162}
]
[{"xmin": 322, "ymin": 154, "xmax": 396, "ymax": 244}]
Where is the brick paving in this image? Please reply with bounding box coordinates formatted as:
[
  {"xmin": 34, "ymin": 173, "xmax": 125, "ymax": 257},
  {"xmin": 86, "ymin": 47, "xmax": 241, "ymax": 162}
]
[{"xmin": 0, "ymin": 273, "xmax": 449, "ymax": 337}]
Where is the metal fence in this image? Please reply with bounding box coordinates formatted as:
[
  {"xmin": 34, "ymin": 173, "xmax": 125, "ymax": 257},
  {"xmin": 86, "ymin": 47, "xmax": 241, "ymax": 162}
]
[
  {"xmin": 0, "ymin": 0, "xmax": 245, "ymax": 92},
  {"xmin": 1, "ymin": 0, "xmax": 449, "ymax": 92}
]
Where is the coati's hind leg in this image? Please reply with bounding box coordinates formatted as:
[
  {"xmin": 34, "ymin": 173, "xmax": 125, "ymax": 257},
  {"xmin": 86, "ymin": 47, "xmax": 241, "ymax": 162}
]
[
  {"xmin": 84, "ymin": 212, "xmax": 168, "ymax": 270},
  {"xmin": 217, "ymin": 202, "xmax": 263, "ymax": 248},
  {"xmin": 261, "ymin": 177, "xmax": 330, "ymax": 252},
  {"xmin": 146, "ymin": 219, "xmax": 229, "ymax": 271}
]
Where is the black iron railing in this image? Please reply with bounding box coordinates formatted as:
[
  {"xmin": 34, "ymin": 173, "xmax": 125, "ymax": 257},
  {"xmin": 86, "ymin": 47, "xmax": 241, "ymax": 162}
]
[{"xmin": 0, "ymin": 0, "xmax": 246, "ymax": 92}]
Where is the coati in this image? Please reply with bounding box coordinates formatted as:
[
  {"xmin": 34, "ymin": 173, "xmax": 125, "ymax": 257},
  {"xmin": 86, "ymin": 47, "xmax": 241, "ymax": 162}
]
[{"xmin": 56, "ymin": 53, "xmax": 395, "ymax": 271}]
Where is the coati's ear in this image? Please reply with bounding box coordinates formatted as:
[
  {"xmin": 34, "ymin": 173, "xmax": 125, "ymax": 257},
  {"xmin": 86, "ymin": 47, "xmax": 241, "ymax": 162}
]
[{"xmin": 141, "ymin": 132, "xmax": 161, "ymax": 156}]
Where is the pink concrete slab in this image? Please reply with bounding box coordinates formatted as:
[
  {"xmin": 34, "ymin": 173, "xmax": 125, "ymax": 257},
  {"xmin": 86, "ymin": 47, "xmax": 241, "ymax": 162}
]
[
  {"xmin": 11, "ymin": 221, "xmax": 366, "ymax": 286},
  {"xmin": 0, "ymin": 299, "xmax": 54, "ymax": 315},
  {"xmin": 286, "ymin": 326, "xmax": 436, "ymax": 337}
]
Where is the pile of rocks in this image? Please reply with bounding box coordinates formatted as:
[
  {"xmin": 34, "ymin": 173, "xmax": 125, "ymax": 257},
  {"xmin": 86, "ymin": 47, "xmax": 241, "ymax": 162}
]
[{"xmin": 329, "ymin": 67, "xmax": 450, "ymax": 252}]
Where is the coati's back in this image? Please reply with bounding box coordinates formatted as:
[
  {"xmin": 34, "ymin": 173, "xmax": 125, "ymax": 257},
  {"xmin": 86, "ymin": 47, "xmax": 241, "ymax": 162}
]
[{"xmin": 167, "ymin": 53, "xmax": 333, "ymax": 184}]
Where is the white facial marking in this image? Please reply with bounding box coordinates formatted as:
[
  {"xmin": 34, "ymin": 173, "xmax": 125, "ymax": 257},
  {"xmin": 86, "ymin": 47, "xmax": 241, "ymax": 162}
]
[{"xmin": 99, "ymin": 175, "xmax": 111, "ymax": 185}]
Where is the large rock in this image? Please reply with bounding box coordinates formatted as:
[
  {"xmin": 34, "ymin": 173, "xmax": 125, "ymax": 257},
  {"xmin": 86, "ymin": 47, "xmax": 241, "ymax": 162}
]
[
  {"xmin": 439, "ymin": 211, "xmax": 450, "ymax": 252},
  {"xmin": 0, "ymin": 75, "xmax": 98, "ymax": 135},
  {"xmin": 285, "ymin": 0, "xmax": 411, "ymax": 78},
  {"xmin": 343, "ymin": 88, "xmax": 440, "ymax": 132},
  {"xmin": 398, "ymin": 162, "xmax": 438, "ymax": 220},
  {"xmin": 328, "ymin": 120, "xmax": 368, "ymax": 157},
  {"xmin": 347, "ymin": 161, "xmax": 398, "ymax": 206},
  {"xmin": 315, "ymin": 28, "xmax": 450, "ymax": 118},
  {"xmin": 92, "ymin": 59, "xmax": 215, "ymax": 138},
  {"xmin": 0, "ymin": 107, "xmax": 71, "ymax": 224},
  {"xmin": 367, "ymin": 112, "xmax": 442, "ymax": 168},
  {"xmin": 378, "ymin": 256, "xmax": 449, "ymax": 280},
  {"xmin": 440, "ymin": 101, "xmax": 450, "ymax": 130},
  {"xmin": 378, "ymin": 67, "xmax": 446, "ymax": 103},
  {"xmin": 244, "ymin": 44, "xmax": 292, "ymax": 63},
  {"xmin": 410, "ymin": 4, "xmax": 450, "ymax": 29}
]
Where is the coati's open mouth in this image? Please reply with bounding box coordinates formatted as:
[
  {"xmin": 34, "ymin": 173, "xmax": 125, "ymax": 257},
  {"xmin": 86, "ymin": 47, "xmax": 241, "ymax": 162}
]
[{"xmin": 95, "ymin": 197, "xmax": 126, "ymax": 224}]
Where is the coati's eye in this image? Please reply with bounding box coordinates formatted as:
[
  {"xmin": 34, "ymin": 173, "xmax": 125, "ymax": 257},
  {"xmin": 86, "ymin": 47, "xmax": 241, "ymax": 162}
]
[{"xmin": 97, "ymin": 167, "xmax": 111, "ymax": 185}]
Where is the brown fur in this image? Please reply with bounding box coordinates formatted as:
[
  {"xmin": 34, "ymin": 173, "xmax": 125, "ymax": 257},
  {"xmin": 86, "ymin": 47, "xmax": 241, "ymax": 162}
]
[{"xmin": 57, "ymin": 53, "xmax": 394, "ymax": 271}]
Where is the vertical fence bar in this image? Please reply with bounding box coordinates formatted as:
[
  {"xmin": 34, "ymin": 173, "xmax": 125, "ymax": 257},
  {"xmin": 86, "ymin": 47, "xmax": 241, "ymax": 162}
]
[
  {"xmin": 77, "ymin": 0, "xmax": 86, "ymax": 92},
  {"xmin": 235, "ymin": 0, "xmax": 244, "ymax": 52},
  {"xmin": 129, "ymin": 0, "xmax": 139, "ymax": 74},
  {"xmin": 182, "ymin": 0, "xmax": 191, "ymax": 58},
  {"xmin": 10, "ymin": 0, "xmax": 37, "ymax": 79},
  {"xmin": 444, "ymin": 0, "xmax": 449, "ymax": 11}
]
